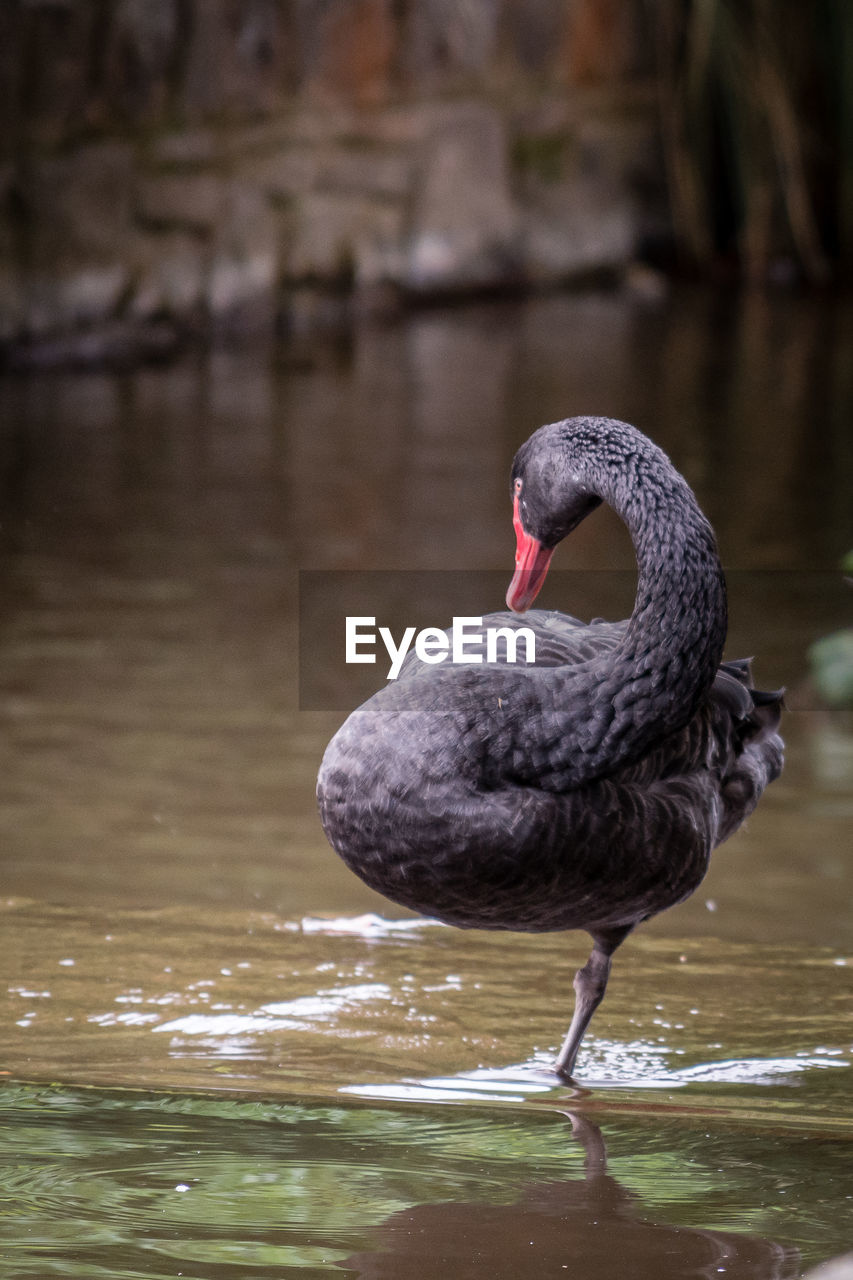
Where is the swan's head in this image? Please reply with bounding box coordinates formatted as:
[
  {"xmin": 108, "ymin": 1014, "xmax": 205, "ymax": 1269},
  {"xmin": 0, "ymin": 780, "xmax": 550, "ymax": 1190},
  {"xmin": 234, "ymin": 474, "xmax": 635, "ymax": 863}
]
[{"xmin": 506, "ymin": 421, "xmax": 603, "ymax": 613}]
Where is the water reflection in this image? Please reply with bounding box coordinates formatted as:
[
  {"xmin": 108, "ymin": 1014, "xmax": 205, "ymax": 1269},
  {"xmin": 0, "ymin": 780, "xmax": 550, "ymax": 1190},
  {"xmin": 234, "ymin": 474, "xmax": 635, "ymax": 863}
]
[
  {"xmin": 1, "ymin": 289, "xmax": 850, "ymax": 573},
  {"xmin": 342, "ymin": 1113, "xmax": 799, "ymax": 1280},
  {"xmin": 0, "ymin": 1083, "xmax": 832, "ymax": 1280}
]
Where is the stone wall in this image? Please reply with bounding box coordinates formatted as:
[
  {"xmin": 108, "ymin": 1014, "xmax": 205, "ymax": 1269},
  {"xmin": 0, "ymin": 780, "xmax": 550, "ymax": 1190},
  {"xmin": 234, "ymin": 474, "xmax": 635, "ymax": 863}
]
[{"xmin": 0, "ymin": 0, "xmax": 660, "ymax": 362}]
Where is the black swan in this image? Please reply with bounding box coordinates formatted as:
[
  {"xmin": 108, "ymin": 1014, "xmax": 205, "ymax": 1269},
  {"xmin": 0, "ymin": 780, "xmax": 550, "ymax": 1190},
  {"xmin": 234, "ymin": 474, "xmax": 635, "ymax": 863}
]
[{"xmin": 317, "ymin": 417, "xmax": 783, "ymax": 1078}]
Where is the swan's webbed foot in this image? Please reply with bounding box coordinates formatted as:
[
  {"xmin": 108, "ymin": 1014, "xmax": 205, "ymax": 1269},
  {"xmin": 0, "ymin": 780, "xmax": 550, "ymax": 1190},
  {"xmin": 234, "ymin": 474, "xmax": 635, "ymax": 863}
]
[{"xmin": 554, "ymin": 928, "xmax": 631, "ymax": 1080}]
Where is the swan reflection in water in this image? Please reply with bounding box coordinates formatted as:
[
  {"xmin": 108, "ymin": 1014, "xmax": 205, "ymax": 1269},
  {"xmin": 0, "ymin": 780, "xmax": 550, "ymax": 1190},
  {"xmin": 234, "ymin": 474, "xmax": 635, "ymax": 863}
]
[{"xmin": 340, "ymin": 1112, "xmax": 799, "ymax": 1280}]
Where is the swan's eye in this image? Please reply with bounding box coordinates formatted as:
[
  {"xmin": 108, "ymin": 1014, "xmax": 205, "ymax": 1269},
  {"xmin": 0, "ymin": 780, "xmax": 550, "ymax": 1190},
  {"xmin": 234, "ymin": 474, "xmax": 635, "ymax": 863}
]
[{"xmin": 514, "ymin": 478, "xmax": 522, "ymax": 496}]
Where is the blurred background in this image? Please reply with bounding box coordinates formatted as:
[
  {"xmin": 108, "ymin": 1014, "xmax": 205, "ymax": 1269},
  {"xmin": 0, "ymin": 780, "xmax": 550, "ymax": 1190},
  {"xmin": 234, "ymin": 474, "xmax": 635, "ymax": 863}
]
[
  {"xmin": 1, "ymin": 5, "xmax": 853, "ymax": 1276},
  {"xmin": 1, "ymin": 0, "xmax": 853, "ymax": 359}
]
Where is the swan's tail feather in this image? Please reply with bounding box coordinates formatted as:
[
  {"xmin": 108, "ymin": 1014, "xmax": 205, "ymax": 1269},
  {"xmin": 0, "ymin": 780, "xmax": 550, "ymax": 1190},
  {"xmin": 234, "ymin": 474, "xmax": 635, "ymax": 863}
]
[
  {"xmin": 751, "ymin": 686, "xmax": 785, "ymax": 709},
  {"xmin": 747, "ymin": 687, "xmax": 784, "ymax": 741},
  {"xmin": 716, "ymin": 657, "xmax": 784, "ymax": 740},
  {"xmin": 713, "ymin": 677, "xmax": 784, "ymax": 844},
  {"xmin": 720, "ymin": 656, "xmax": 754, "ymax": 680}
]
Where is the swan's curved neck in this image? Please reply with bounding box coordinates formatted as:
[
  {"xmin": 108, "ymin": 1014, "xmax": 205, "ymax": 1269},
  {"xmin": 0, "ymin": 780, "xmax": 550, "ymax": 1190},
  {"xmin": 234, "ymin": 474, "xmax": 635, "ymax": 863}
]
[
  {"xmin": 518, "ymin": 424, "xmax": 727, "ymax": 788},
  {"xmin": 614, "ymin": 455, "xmax": 727, "ymax": 681}
]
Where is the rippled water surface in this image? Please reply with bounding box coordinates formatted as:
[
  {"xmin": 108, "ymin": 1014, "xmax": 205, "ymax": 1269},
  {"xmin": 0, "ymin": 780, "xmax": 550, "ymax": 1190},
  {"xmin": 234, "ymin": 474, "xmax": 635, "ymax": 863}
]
[{"xmin": 0, "ymin": 288, "xmax": 852, "ymax": 1277}]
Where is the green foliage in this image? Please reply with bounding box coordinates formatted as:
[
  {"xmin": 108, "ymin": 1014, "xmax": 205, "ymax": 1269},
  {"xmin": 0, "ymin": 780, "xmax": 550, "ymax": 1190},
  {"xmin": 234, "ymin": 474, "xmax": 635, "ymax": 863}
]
[
  {"xmin": 808, "ymin": 551, "xmax": 853, "ymax": 707},
  {"xmin": 810, "ymin": 629, "xmax": 853, "ymax": 708}
]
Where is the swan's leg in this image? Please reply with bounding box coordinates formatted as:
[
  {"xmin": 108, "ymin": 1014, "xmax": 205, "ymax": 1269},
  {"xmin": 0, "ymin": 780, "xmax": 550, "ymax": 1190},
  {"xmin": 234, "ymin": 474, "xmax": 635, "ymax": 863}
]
[{"xmin": 555, "ymin": 928, "xmax": 631, "ymax": 1080}]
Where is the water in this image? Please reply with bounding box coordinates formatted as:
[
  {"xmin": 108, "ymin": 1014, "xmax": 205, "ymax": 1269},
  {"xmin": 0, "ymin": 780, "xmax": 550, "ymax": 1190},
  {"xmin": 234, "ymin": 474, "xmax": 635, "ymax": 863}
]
[
  {"xmin": 2, "ymin": 1083, "xmax": 849, "ymax": 1277},
  {"xmin": 0, "ymin": 286, "xmax": 852, "ymax": 1277}
]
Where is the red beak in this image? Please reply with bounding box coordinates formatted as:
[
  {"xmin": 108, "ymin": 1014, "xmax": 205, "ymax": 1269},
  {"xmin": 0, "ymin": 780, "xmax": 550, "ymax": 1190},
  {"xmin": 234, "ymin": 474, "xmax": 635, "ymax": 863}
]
[{"xmin": 506, "ymin": 495, "xmax": 554, "ymax": 612}]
